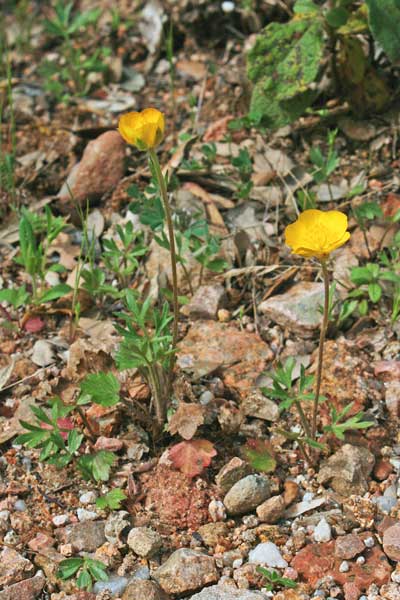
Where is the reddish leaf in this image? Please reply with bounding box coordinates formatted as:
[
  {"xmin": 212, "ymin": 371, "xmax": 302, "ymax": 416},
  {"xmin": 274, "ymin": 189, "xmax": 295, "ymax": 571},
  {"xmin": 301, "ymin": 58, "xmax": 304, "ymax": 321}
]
[
  {"xmin": 169, "ymin": 439, "xmax": 217, "ymax": 478},
  {"xmin": 41, "ymin": 417, "xmax": 74, "ymax": 441},
  {"xmin": 24, "ymin": 317, "xmax": 45, "ymax": 333}
]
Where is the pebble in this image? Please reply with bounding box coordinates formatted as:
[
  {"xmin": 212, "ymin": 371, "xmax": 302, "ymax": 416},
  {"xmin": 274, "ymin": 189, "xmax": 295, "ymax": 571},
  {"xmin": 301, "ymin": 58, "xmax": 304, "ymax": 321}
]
[
  {"xmin": 127, "ymin": 527, "xmax": 162, "ymax": 558},
  {"xmin": 223, "ymin": 474, "xmax": 270, "ymax": 516},
  {"xmin": 77, "ymin": 508, "xmax": 98, "ymax": 522},
  {"xmin": 14, "ymin": 500, "xmax": 26, "ymax": 512},
  {"xmin": 335, "ymin": 533, "xmax": 365, "ymax": 559},
  {"xmin": 188, "ymin": 585, "xmax": 268, "ymax": 599},
  {"xmin": 356, "ymin": 556, "xmax": 366, "ymax": 565},
  {"xmin": 248, "ymin": 542, "xmax": 288, "ymax": 568},
  {"xmin": 374, "ymin": 484, "xmax": 398, "ymax": 514},
  {"xmin": 122, "ymin": 580, "xmax": 169, "ymax": 600},
  {"xmin": 153, "ymin": 548, "xmax": 218, "ymax": 595},
  {"xmin": 339, "ymin": 561, "xmax": 350, "ymax": 572},
  {"xmin": 93, "ymin": 575, "xmax": 128, "ymax": 596},
  {"xmin": 52, "ymin": 514, "xmax": 69, "ymax": 526},
  {"xmin": 127, "ymin": 565, "xmax": 151, "ymax": 581},
  {"xmin": 256, "ymin": 495, "xmax": 285, "ymax": 524},
  {"xmin": 313, "ymin": 518, "xmax": 332, "ymax": 543},
  {"xmin": 79, "ymin": 491, "xmax": 97, "ymax": 504},
  {"xmin": 364, "ymin": 536, "xmax": 375, "ymax": 548}
]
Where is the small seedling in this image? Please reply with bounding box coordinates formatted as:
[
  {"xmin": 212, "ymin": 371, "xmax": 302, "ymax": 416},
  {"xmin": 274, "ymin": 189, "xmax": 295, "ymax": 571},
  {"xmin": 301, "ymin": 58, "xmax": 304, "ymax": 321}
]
[
  {"xmin": 58, "ymin": 557, "xmax": 108, "ymax": 591},
  {"xmin": 257, "ymin": 566, "xmax": 297, "ymax": 592},
  {"xmin": 96, "ymin": 488, "xmax": 127, "ymax": 510}
]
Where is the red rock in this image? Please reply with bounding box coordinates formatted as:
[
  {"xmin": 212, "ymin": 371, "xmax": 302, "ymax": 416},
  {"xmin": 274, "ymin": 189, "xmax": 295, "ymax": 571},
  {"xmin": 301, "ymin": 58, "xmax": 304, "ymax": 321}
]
[
  {"xmin": 58, "ymin": 131, "xmax": 125, "ymax": 209},
  {"xmin": 0, "ymin": 548, "xmax": 34, "ymax": 587},
  {"xmin": 374, "ymin": 360, "xmax": 400, "ymax": 381},
  {"xmin": 383, "ymin": 523, "xmax": 400, "ymax": 561},
  {"xmin": 335, "ymin": 534, "xmax": 365, "ymax": 559},
  {"xmin": 177, "ymin": 321, "xmax": 272, "ymax": 397},
  {"xmin": 28, "ymin": 532, "xmax": 55, "ymax": 552},
  {"xmin": 283, "ymin": 481, "xmax": 299, "ymax": 506},
  {"xmin": 374, "ymin": 459, "xmax": 394, "ymax": 481},
  {"xmin": 142, "ymin": 466, "xmax": 217, "ymax": 531},
  {"xmin": 343, "ymin": 582, "xmax": 361, "ymax": 600},
  {"xmin": 0, "ymin": 573, "xmax": 45, "ymax": 600},
  {"xmin": 292, "ymin": 541, "xmax": 391, "ymax": 591}
]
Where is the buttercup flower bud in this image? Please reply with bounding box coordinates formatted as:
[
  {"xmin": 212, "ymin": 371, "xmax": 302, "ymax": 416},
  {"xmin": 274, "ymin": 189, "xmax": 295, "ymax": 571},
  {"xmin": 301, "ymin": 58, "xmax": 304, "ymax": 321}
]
[
  {"xmin": 285, "ymin": 209, "xmax": 350, "ymax": 259},
  {"xmin": 118, "ymin": 108, "xmax": 165, "ymax": 151}
]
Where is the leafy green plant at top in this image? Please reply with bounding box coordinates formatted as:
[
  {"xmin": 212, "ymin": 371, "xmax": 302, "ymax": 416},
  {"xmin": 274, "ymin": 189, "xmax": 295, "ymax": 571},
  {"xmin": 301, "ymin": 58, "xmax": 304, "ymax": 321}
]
[
  {"xmin": 242, "ymin": 439, "xmax": 277, "ymax": 473},
  {"xmin": 365, "ymin": 0, "xmax": 400, "ymax": 63},
  {"xmin": 115, "ymin": 290, "xmax": 174, "ymax": 427},
  {"xmin": 58, "ymin": 557, "xmax": 108, "ymax": 591},
  {"xmin": 257, "ymin": 566, "xmax": 297, "ymax": 592},
  {"xmin": 96, "ymin": 488, "xmax": 126, "ymax": 510},
  {"xmin": 247, "ymin": 0, "xmax": 324, "ymax": 128},
  {"xmin": 0, "ymin": 49, "xmax": 16, "ymax": 206},
  {"xmin": 247, "ymin": 0, "xmax": 397, "ymax": 128},
  {"xmin": 40, "ymin": 1, "xmax": 110, "ymax": 102}
]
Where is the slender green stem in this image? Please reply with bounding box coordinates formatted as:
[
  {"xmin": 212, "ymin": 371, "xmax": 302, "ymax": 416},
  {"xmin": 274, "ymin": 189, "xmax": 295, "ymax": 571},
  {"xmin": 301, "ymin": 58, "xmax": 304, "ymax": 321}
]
[
  {"xmin": 311, "ymin": 260, "xmax": 330, "ymax": 440},
  {"xmin": 294, "ymin": 399, "xmax": 311, "ymax": 439},
  {"xmin": 148, "ymin": 149, "xmax": 179, "ymax": 357}
]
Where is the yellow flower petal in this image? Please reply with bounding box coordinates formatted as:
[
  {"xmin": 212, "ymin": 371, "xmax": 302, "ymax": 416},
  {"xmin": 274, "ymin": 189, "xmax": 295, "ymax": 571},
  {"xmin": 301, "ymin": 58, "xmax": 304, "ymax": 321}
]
[
  {"xmin": 284, "ymin": 209, "xmax": 350, "ymax": 259},
  {"xmin": 118, "ymin": 108, "xmax": 165, "ymax": 151}
]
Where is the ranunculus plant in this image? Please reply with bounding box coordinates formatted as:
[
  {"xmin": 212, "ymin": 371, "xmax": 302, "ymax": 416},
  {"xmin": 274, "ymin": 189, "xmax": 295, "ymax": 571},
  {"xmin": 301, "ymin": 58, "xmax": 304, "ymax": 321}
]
[
  {"xmin": 118, "ymin": 108, "xmax": 178, "ymax": 426},
  {"xmin": 118, "ymin": 108, "xmax": 178, "ymax": 354},
  {"xmin": 285, "ymin": 209, "xmax": 350, "ymax": 440}
]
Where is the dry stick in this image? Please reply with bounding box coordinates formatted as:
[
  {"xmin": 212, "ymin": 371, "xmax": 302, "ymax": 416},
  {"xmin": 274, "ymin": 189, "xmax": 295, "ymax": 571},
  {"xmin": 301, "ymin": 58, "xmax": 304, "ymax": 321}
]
[
  {"xmin": 148, "ymin": 149, "xmax": 179, "ymax": 360},
  {"xmin": 311, "ymin": 260, "xmax": 330, "ymax": 440}
]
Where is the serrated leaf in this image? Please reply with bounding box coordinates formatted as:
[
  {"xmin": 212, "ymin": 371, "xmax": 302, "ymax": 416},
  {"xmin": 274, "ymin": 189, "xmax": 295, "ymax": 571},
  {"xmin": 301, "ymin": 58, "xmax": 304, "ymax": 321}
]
[
  {"xmin": 96, "ymin": 488, "xmax": 126, "ymax": 510},
  {"xmin": 80, "ymin": 372, "xmax": 120, "ymax": 407},
  {"xmin": 169, "ymin": 439, "xmax": 217, "ymax": 478},
  {"xmin": 247, "ymin": 15, "xmax": 324, "ymax": 128}
]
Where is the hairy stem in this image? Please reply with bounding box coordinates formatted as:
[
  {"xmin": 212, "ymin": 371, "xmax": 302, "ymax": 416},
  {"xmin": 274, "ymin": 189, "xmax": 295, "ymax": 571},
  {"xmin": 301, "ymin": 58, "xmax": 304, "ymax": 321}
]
[
  {"xmin": 148, "ymin": 149, "xmax": 179, "ymax": 365},
  {"xmin": 311, "ymin": 260, "xmax": 330, "ymax": 439}
]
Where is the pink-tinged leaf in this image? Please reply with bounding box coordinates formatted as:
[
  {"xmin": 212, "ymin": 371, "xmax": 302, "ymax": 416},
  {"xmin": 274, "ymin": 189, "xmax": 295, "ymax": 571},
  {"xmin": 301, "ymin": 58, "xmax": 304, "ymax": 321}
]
[
  {"xmin": 41, "ymin": 417, "xmax": 74, "ymax": 440},
  {"xmin": 24, "ymin": 317, "xmax": 45, "ymax": 333},
  {"xmin": 169, "ymin": 439, "xmax": 217, "ymax": 478}
]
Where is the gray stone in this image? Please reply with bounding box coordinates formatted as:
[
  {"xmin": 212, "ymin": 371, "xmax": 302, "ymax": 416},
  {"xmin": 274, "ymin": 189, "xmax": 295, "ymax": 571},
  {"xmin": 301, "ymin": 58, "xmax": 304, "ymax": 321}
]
[
  {"xmin": 31, "ymin": 340, "xmax": 55, "ymax": 367},
  {"xmin": 188, "ymin": 585, "xmax": 268, "ymax": 599},
  {"xmin": 259, "ymin": 282, "xmax": 326, "ymax": 336},
  {"xmin": 197, "ymin": 522, "xmax": 229, "ymax": 547},
  {"xmin": 241, "ymin": 390, "xmax": 279, "ymax": 422},
  {"xmin": 215, "ymin": 458, "xmax": 252, "ymax": 492},
  {"xmin": 104, "ymin": 511, "xmax": 131, "ymax": 546},
  {"xmin": 248, "ymin": 542, "xmax": 287, "ymax": 568},
  {"xmin": 317, "ymin": 443, "xmax": 375, "ymax": 496},
  {"xmin": 374, "ymin": 484, "xmax": 398, "ymax": 514},
  {"xmin": 186, "ymin": 285, "xmax": 227, "ymax": 320},
  {"xmin": 0, "ymin": 548, "xmax": 34, "ymax": 587},
  {"xmin": 153, "ymin": 548, "xmax": 218, "ymax": 595},
  {"xmin": 127, "ymin": 527, "xmax": 162, "ymax": 558},
  {"xmin": 223, "ymin": 475, "xmax": 270, "ymax": 516},
  {"xmin": 93, "ymin": 575, "xmax": 128, "ymax": 596},
  {"xmin": 256, "ymin": 495, "xmax": 285, "ymax": 524},
  {"xmin": 313, "ymin": 518, "xmax": 332, "ymax": 542},
  {"xmin": 122, "ymin": 580, "xmax": 170, "ymax": 600},
  {"xmin": 64, "ymin": 520, "xmax": 106, "ymax": 552},
  {"xmin": 77, "ymin": 508, "xmax": 98, "ymax": 522}
]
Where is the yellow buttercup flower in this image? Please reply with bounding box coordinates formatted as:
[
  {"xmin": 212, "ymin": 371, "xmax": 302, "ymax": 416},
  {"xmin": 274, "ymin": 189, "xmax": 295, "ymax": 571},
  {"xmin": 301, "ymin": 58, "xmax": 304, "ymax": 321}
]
[
  {"xmin": 118, "ymin": 108, "xmax": 165, "ymax": 151},
  {"xmin": 285, "ymin": 209, "xmax": 350, "ymax": 259}
]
